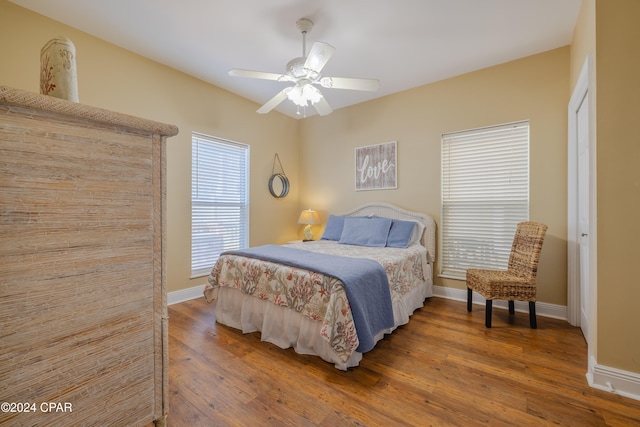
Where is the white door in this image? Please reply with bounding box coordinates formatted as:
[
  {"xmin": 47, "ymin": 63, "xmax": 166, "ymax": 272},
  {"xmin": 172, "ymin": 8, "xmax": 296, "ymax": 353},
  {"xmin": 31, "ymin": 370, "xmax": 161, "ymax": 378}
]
[{"xmin": 576, "ymin": 91, "xmax": 590, "ymax": 341}]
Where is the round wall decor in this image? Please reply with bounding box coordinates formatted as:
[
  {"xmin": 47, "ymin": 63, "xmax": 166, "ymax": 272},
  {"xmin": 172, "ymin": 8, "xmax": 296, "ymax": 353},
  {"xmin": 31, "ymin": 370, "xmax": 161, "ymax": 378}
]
[
  {"xmin": 268, "ymin": 153, "xmax": 289, "ymax": 198},
  {"xmin": 268, "ymin": 173, "xmax": 290, "ymax": 198}
]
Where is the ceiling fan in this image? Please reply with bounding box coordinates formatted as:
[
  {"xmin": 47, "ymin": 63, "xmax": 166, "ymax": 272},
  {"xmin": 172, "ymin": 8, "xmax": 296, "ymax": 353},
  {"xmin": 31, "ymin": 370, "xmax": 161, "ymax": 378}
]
[{"xmin": 229, "ymin": 18, "xmax": 380, "ymax": 116}]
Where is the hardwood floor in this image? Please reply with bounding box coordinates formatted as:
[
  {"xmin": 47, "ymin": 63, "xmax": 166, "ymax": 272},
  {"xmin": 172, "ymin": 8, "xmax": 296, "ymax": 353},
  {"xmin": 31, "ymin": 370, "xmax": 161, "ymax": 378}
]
[{"xmin": 167, "ymin": 297, "xmax": 640, "ymax": 426}]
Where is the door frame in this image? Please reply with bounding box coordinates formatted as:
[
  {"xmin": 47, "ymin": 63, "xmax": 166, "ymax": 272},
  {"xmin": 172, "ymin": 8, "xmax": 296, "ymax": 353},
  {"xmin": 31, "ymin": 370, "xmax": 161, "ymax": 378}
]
[{"xmin": 567, "ymin": 56, "xmax": 597, "ymax": 345}]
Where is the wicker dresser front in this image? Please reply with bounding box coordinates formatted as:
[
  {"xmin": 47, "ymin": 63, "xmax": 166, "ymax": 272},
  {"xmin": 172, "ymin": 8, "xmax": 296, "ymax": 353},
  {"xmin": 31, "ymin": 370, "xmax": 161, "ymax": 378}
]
[{"xmin": 0, "ymin": 86, "xmax": 178, "ymax": 427}]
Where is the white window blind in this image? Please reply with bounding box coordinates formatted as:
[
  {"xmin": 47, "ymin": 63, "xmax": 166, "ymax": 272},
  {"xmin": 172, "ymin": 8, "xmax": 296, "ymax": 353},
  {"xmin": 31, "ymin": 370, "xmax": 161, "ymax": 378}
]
[
  {"xmin": 191, "ymin": 133, "xmax": 249, "ymax": 277},
  {"xmin": 441, "ymin": 121, "xmax": 529, "ymax": 279}
]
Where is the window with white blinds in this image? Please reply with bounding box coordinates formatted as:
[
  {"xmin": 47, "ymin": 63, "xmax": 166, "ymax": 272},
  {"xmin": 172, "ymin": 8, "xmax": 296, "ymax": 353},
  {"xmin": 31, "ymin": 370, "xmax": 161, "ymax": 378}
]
[
  {"xmin": 440, "ymin": 121, "xmax": 529, "ymax": 279},
  {"xmin": 191, "ymin": 133, "xmax": 249, "ymax": 277}
]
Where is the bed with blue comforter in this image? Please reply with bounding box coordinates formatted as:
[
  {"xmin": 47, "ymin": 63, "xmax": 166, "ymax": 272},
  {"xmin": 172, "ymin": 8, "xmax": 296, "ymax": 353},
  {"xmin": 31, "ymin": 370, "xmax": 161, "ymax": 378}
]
[{"xmin": 204, "ymin": 202, "xmax": 436, "ymax": 369}]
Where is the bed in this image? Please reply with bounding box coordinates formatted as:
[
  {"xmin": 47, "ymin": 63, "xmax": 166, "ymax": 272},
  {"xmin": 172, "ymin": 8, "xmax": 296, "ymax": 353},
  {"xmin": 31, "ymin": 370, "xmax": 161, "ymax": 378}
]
[{"xmin": 203, "ymin": 202, "xmax": 436, "ymax": 370}]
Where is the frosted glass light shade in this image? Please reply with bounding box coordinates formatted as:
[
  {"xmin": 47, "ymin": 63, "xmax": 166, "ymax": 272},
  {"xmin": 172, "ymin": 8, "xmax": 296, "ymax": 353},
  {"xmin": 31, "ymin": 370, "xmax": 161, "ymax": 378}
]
[{"xmin": 287, "ymin": 84, "xmax": 322, "ymax": 107}]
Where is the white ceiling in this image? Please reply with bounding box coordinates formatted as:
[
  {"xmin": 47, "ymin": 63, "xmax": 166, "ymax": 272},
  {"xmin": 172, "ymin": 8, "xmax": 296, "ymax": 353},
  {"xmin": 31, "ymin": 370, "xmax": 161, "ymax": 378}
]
[{"xmin": 12, "ymin": 0, "xmax": 582, "ymax": 119}]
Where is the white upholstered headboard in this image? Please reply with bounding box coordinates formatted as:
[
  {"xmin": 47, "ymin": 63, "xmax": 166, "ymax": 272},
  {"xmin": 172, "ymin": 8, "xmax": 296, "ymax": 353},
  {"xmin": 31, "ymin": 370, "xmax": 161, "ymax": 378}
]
[{"xmin": 339, "ymin": 202, "xmax": 436, "ymax": 263}]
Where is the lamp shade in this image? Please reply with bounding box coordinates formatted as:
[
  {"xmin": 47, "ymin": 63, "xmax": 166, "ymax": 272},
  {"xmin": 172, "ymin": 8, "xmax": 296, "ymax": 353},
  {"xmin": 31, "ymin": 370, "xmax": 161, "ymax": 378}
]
[{"xmin": 297, "ymin": 209, "xmax": 319, "ymax": 225}]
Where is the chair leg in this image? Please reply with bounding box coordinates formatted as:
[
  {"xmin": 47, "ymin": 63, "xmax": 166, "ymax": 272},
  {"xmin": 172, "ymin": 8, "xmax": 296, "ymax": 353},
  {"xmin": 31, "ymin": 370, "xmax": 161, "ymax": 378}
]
[
  {"xmin": 467, "ymin": 288, "xmax": 472, "ymax": 312},
  {"xmin": 485, "ymin": 300, "xmax": 492, "ymax": 328},
  {"xmin": 529, "ymin": 301, "xmax": 537, "ymax": 329},
  {"xmin": 508, "ymin": 300, "xmax": 515, "ymax": 315}
]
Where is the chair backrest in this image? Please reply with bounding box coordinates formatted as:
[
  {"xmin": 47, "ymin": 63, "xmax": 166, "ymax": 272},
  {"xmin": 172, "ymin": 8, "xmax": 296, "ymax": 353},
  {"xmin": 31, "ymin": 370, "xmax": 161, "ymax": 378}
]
[{"xmin": 507, "ymin": 221, "xmax": 548, "ymax": 281}]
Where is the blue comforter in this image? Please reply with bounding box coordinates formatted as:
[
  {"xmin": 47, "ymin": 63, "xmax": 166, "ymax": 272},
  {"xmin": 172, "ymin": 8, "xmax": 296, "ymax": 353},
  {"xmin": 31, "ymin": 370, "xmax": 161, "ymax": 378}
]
[{"xmin": 224, "ymin": 244, "xmax": 394, "ymax": 352}]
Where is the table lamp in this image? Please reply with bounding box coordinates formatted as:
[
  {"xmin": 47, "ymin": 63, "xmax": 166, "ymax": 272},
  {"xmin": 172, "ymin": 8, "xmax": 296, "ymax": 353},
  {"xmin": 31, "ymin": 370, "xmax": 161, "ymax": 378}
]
[{"xmin": 298, "ymin": 209, "xmax": 319, "ymax": 241}]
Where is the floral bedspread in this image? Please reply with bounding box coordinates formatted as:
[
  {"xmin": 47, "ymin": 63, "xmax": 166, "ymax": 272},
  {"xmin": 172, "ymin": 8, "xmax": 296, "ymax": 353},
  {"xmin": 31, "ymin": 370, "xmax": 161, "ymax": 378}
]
[{"xmin": 204, "ymin": 240, "xmax": 427, "ymax": 362}]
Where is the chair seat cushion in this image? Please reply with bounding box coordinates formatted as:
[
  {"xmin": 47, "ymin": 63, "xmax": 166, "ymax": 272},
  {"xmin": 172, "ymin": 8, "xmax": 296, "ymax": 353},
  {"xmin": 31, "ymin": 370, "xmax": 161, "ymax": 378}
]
[{"xmin": 466, "ymin": 269, "xmax": 536, "ymax": 301}]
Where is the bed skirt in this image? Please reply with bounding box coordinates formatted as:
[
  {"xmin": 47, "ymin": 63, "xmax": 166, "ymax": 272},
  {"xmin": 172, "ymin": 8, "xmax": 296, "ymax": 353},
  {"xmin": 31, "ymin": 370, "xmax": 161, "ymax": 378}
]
[{"xmin": 213, "ymin": 280, "xmax": 430, "ymax": 370}]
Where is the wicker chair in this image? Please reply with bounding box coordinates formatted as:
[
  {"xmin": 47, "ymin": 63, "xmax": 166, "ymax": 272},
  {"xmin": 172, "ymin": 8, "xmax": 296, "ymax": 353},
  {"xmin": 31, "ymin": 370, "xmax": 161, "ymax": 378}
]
[{"xmin": 466, "ymin": 221, "xmax": 548, "ymax": 328}]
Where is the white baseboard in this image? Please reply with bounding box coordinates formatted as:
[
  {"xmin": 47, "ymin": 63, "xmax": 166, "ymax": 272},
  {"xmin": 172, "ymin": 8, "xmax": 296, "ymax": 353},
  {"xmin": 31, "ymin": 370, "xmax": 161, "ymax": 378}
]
[
  {"xmin": 587, "ymin": 356, "xmax": 640, "ymax": 402},
  {"xmin": 432, "ymin": 285, "xmax": 568, "ymax": 320},
  {"xmin": 168, "ymin": 284, "xmax": 206, "ymax": 305}
]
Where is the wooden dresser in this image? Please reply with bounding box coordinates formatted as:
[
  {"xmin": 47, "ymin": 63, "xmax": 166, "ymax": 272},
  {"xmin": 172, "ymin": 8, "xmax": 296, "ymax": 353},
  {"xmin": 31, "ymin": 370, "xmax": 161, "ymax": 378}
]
[{"xmin": 0, "ymin": 86, "xmax": 178, "ymax": 426}]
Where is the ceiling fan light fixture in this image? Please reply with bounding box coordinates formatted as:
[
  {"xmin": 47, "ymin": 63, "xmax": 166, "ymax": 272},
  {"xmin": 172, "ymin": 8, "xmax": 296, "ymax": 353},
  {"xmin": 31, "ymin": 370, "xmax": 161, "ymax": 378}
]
[
  {"xmin": 287, "ymin": 83, "xmax": 321, "ymax": 107},
  {"xmin": 229, "ymin": 17, "xmax": 378, "ymax": 116}
]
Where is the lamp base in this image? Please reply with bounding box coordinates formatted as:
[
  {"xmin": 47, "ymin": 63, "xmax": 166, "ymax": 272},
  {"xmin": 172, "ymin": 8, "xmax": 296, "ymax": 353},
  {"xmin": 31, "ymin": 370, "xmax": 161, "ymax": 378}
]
[{"xmin": 303, "ymin": 224, "xmax": 313, "ymax": 241}]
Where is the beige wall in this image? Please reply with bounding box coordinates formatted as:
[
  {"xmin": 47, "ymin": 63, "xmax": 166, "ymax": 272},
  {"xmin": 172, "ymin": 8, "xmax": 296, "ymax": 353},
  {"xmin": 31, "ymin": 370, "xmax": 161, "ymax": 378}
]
[
  {"xmin": 567, "ymin": 0, "xmax": 640, "ymax": 377},
  {"xmin": 0, "ymin": 1, "xmax": 300, "ymax": 293},
  {"xmin": 0, "ymin": 1, "xmax": 571, "ymax": 305},
  {"xmin": 300, "ymin": 47, "xmax": 571, "ymax": 306},
  {"xmin": 4, "ymin": 0, "xmax": 638, "ymax": 379},
  {"xmin": 570, "ymin": 0, "xmax": 595, "ymax": 89},
  {"xmin": 0, "ymin": 2, "xmax": 576, "ymax": 307},
  {"xmin": 568, "ymin": 0, "xmax": 640, "ymax": 376},
  {"xmin": 593, "ymin": 0, "xmax": 640, "ymax": 374}
]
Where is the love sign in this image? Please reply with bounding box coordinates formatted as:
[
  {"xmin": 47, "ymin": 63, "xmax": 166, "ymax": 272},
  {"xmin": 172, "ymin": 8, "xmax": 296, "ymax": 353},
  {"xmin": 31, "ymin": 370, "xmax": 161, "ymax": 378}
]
[{"xmin": 355, "ymin": 141, "xmax": 397, "ymax": 191}]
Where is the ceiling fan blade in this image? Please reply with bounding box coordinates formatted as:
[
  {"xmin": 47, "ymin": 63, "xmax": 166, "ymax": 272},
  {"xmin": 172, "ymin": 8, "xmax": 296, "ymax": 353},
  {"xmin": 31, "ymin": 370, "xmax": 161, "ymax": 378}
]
[
  {"xmin": 257, "ymin": 87, "xmax": 291, "ymax": 114},
  {"xmin": 313, "ymin": 95, "xmax": 333, "ymax": 116},
  {"xmin": 319, "ymin": 76, "xmax": 380, "ymax": 92},
  {"xmin": 229, "ymin": 69, "xmax": 293, "ymax": 82},
  {"xmin": 304, "ymin": 42, "xmax": 335, "ymax": 74}
]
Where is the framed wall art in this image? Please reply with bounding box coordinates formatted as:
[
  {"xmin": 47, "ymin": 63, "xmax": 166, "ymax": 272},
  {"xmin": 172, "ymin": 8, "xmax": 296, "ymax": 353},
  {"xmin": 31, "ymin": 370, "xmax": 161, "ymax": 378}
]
[{"xmin": 355, "ymin": 141, "xmax": 397, "ymax": 191}]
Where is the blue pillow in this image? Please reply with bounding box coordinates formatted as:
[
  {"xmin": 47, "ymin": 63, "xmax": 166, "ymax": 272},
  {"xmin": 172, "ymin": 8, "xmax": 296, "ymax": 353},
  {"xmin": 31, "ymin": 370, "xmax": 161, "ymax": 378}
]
[
  {"xmin": 386, "ymin": 219, "xmax": 417, "ymax": 248},
  {"xmin": 339, "ymin": 217, "xmax": 392, "ymax": 247},
  {"xmin": 320, "ymin": 215, "xmax": 345, "ymax": 241}
]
